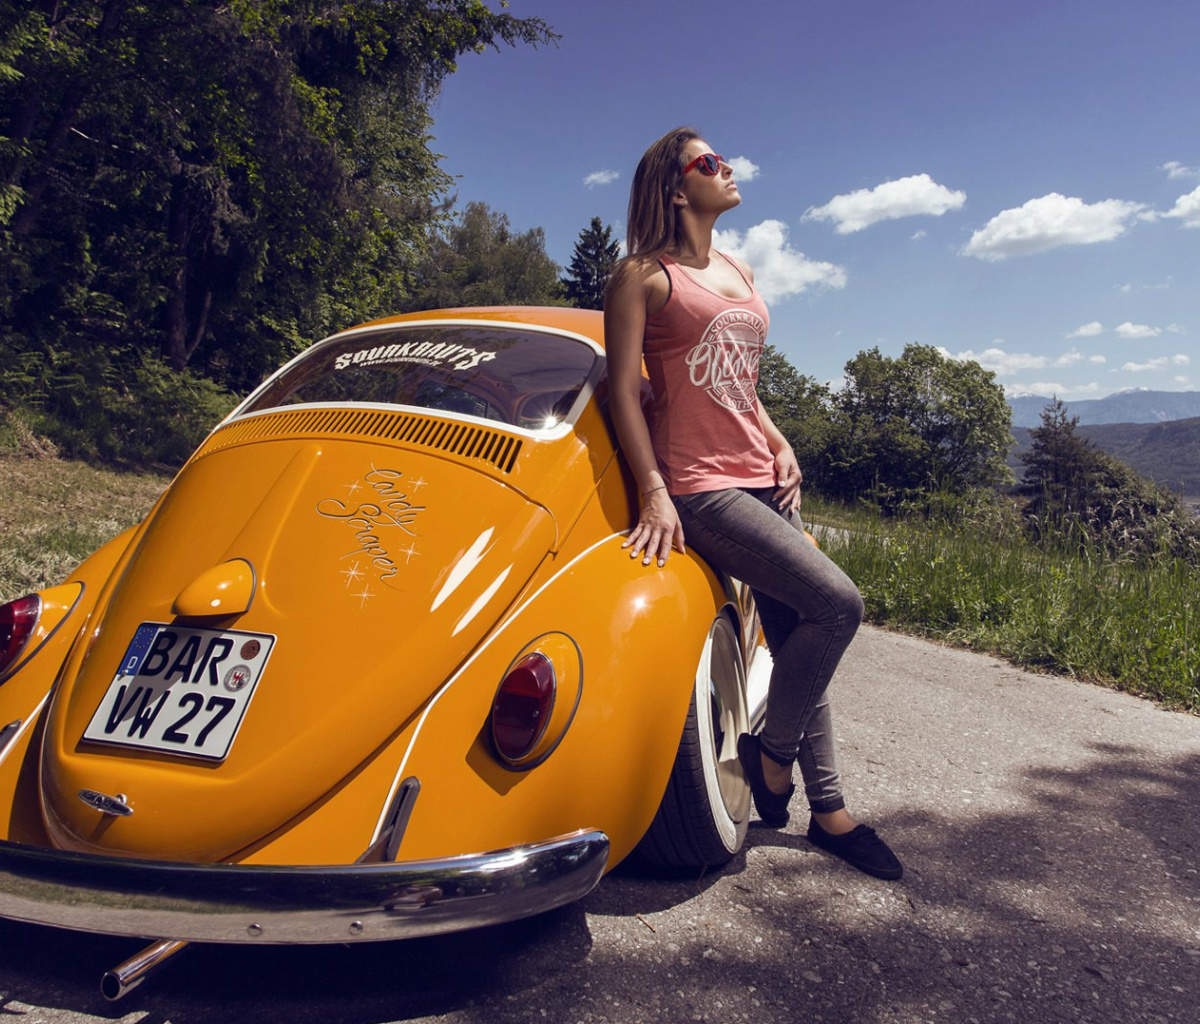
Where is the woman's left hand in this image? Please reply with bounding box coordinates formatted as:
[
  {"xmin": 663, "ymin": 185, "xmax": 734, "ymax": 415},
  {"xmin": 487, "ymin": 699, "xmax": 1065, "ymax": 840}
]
[{"xmin": 772, "ymin": 447, "xmax": 802, "ymax": 512}]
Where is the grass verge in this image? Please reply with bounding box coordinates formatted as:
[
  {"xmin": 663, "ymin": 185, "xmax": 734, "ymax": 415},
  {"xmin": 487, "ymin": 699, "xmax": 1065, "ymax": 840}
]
[
  {"xmin": 0, "ymin": 453, "xmax": 169, "ymax": 602},
  {"xmin": 807, "ymin": 500, "xmax": 1199, "ymax": 711}
]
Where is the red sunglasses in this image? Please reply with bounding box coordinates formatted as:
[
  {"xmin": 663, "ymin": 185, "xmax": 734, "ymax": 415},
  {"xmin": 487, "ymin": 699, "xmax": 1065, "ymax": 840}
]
[{"xmin": 682, "ymin": 153, "xmax": 724, "ymax": 176}]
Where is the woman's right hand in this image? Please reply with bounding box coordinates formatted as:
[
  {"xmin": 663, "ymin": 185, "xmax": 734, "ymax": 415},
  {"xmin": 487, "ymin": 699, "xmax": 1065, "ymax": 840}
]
[{"xmin": 622, "ymin": 487, "xmax": 686, "ymax": 568}]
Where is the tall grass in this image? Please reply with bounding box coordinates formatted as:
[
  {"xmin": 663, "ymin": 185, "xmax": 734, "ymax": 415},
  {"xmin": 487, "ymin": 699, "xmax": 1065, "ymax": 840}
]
[{"xmin": 808, "ymin": 498, "xmax": 1199, "ymax": 710}]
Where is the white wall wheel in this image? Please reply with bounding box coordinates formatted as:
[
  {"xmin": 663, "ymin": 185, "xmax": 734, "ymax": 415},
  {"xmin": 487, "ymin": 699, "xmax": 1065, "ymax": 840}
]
[{"xmin": 635, "ymin": 612, "xmax": 750, "ymax": 869}]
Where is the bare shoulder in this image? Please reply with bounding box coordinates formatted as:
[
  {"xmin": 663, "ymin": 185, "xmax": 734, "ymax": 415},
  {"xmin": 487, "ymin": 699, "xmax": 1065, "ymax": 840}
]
[
  {"xmin": 608, "ymin": 255, "xmax": 670, "ymax": 312},
  {"xmin": 610, "ymin": 255, "xmax": 667, "ymax": 292}
]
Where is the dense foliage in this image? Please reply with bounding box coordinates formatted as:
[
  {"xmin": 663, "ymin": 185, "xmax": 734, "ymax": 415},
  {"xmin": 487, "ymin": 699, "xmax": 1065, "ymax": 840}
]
[
  {"xmin": 756, "ymin": 342, "xmax": 1013, "ymax": 512},
  {"xmin": 826, "ymin": 344, "xmax": 1013, "ymax": 509},
  {"xmin": 1018, "ymin": 400, "xmax": 1200, "ymax": 562},
  {"xmin": 756, "ymin": 344, "xmax": 835, "ymax": 490},
  {"xmin": 406, "ymin": 201, "xmax": 565, "ymax": 310},
  {"xmin": 0, "ymin": 0, "xmax": 552, "ymax": 461}
]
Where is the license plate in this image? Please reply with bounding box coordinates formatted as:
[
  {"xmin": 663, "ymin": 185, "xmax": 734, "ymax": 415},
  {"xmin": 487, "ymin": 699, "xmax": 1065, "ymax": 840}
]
[{"xmin": 83, "ymin": 623, "xmax": 276, "ymax": 761}]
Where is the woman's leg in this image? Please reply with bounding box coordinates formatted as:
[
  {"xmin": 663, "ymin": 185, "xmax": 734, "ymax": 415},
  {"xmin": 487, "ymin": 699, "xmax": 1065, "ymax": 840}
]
[
  {"xmin": 673, "ymin": 487, "xmax": 863, "ymax": 811},
  {"xmin": 675, "ymin": 488, "xmax": 902, "ymax": 878}
]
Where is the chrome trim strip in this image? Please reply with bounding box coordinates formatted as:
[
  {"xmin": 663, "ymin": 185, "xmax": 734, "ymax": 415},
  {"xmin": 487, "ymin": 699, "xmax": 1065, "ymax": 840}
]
[
  {"xmin": 0, "ymin": 692, "xmax": 50, "ymax": 770},
  {"xmin": 0, "ymin": 720, "xmax": 21, "ymax": 758},
  {"xmin": 0, "ymin": 829, "xmax": 608, "ymax": 945}
]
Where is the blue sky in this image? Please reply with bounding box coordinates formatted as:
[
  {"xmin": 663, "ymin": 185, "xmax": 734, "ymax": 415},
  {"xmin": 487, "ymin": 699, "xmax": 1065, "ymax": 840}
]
[{"xmin": 429, "ymin": 0, "xmax": 1198, "ymax": 399}]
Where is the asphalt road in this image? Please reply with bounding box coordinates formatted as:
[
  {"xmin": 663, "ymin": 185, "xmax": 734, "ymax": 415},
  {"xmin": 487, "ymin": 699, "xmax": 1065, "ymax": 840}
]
[{"xmin": 3, "ymin": 625, "xmax": 1198, "ymax": 1023}]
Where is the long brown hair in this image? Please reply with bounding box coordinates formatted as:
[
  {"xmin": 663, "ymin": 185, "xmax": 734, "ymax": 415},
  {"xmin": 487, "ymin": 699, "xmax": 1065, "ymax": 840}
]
[
  {"xmin": 624, "ymin": 125, "xmax": 700, "ymax": 260},
  {"xmin": 605, "ymin": 126, "xmax": 700, "ymax": 299}
]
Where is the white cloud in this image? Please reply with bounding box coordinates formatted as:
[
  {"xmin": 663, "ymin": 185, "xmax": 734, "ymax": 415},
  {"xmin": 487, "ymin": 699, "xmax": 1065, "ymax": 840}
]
[
  {"xmin": 940, "ymin": 345, "xmax": 1099, "ymax": 376},
  {"xmin": 1009, "ymin": 380, "xmax": 1101, "ymax": 397},
  {"xmin": 911, "ymin": 229, "xmax": 927, "ymax": 241},
  {"xmin": 1115, "ymin": 321, "xmax": 1162, "ymax": 339},
  {"xmin": 953, "ymin": 348, "xmax": 1049, "ymax": 375},
  {"xmin": 1089, "ymin": 355, "xmax": 1107, "ymax": 365},
  {"xmin": 727, "ymin": 156, "xmax": 760, "ymax": 182},
  {"xmin": 1118, "ymin": 278, "xmax": 1172, "ymax": 293},
  {"xmin": 1161, "ymin": 160, "xmax": 1200, "ymax": 180},
  {"xmin": 961, "ymin": 193, "xmax": 1147, "ymax": 260},
  {"xmin": 1162, "ymin": 184, "xmax": 1200, "ymax": 227},
  {"xmin": 713, "ymin": 220, "xmax": 846, "ymax": 303},
  {"xmin": 802, "ymin": 174, "xmax": 966, "ymax": 234},
  {"xmin": 1066, "ymin": 321, "xmax": 1104, "ymax": 338},
  {"xmin": 1121, "ymin": 354, "xmax": 1190, "ymax": 372},
  {"xmin": 940, "ymin": 346, "xmax": 1090, "ymax": 377},
  {"xmin": 583, "ymin": 169, "xmax": 619, "ymax": 188}
]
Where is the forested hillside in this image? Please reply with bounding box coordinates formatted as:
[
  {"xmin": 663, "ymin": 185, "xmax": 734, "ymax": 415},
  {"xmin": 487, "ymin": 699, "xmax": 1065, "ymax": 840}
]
[{"xmin": 1011, "ymin": 416, "xmax": 1200, "ymax": 498}]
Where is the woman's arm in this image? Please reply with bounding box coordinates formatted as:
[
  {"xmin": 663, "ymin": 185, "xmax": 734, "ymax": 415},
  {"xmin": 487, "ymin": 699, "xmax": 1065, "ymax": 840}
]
[
  {"xmin": 604, "ymin": 264, "xmax": 685, "ymax": 567},
  {"xmin": 756, "ymin": 400, "xmax": 802, "ymax": 512}
]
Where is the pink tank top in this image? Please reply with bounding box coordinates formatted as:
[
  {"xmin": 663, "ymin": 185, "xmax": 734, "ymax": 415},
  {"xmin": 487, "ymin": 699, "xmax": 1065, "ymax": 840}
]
[{"xmin": 642, "ymin": 252, "xmax": 776, "ymax": 494}]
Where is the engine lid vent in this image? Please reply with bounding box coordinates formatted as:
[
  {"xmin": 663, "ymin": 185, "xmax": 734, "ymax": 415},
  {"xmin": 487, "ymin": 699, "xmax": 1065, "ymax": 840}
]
[{"xmin": 196, "ymin": 408, "xmax": 523, "ymax": 473}]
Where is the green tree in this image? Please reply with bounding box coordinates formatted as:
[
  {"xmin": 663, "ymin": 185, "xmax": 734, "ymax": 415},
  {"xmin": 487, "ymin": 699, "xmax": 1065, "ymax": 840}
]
[
  {"xmin": 1019, "ymin": 400, "xmax": 1200, "ymax": 561},
  {"xmin": 754, "ymin": 344, "xmax": 833, "ymax": 490},
  {"xmin": 826, "ymin": 343, "xmax": 1012, "ymax": 510},
  {"xmin": 1017, "ymin": 400, "xmax": 1100, "ymax": 531},
  {"xmin": 562, "ymin": 216, "xmax": 619, "ymax": 309},
  {"xmin": 0, "ymin": 1, "xmax": 554, "ymax": 455},
  {"xmin": 406, "ymin": 201, "xmax": 565, "ymax": 309}
]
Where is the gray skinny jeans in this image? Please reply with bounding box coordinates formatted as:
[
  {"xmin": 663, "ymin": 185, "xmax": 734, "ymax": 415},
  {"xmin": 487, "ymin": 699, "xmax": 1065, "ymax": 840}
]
[{"xmin": 673, "ymin": 487, "xmax": 864, "ymax": 813}]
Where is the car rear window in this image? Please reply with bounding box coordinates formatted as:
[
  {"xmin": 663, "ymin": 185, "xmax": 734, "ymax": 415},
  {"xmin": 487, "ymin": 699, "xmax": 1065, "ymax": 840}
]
[{"xmin": 241, "ymin": 324, "xmax": 600, "ymax": 430}]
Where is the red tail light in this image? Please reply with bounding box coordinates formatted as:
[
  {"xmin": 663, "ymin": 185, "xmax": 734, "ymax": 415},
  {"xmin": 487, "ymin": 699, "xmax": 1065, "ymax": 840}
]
[
  {"xmin": 491, "ymin": 653, "xmax": 555, "ymax": 764},
  {"xmin": 0, "ymin": 595, "xmax": 41, "ymax": 677}
]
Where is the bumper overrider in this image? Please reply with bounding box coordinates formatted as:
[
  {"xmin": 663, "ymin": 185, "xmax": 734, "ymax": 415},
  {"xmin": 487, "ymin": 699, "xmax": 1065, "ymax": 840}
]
[{"xmin": 0, "ymin": 829, "xmax": 609, "ymax": 944}]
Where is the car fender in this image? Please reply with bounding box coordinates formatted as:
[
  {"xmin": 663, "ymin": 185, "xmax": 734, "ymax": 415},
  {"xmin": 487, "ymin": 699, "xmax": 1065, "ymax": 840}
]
[
  {"xmin": 0, "ymin": 527, "xmax": 143, "ymax": 844},
  {"xmin": 382, "ymin": 532, "xmax": 732, "ymax": 869}
]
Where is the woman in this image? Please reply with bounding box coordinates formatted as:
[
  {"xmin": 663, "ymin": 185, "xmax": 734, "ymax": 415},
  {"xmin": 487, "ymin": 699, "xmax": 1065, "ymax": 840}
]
[{"xmin": 603, "ymin": 126, "xmax": 901, "ymax": 880}]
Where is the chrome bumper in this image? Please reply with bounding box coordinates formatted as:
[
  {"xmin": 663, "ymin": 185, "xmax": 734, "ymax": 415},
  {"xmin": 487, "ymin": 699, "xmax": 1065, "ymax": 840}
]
[{"xmin": 0, "ymin": 829, "xmax": 609, "ymax": 944}]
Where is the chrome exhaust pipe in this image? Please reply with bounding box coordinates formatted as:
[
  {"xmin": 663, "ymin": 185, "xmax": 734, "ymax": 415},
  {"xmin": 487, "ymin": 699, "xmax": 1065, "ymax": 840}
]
[{"xmin": 101, "ymin": 939, "xmax": 189, "ymax": 1001}]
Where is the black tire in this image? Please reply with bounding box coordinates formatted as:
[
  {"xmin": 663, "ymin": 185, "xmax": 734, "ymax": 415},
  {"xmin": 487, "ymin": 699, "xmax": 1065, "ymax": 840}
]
[{"xmin": 636, "ymin": 614, "xmax": 751, "ymax": 869}]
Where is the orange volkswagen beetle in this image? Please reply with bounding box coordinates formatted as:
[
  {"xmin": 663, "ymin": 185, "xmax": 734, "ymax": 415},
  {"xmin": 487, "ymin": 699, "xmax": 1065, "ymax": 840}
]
[{"xmin": 0, "ymin": 307, "xmax": 774, "ymax": 997}]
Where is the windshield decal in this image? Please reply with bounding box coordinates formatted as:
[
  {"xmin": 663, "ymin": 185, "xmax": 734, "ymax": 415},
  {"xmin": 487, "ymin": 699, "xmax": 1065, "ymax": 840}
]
[{"xmin": 334, "ymin": 340, "xmax": 497, "ymax": 372}]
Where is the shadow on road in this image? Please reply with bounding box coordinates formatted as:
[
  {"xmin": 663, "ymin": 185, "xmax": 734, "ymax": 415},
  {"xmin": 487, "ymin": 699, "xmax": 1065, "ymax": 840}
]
[{"xmin": 2, "ymin": 742, "xmax": 1197, "ymax": 1023}]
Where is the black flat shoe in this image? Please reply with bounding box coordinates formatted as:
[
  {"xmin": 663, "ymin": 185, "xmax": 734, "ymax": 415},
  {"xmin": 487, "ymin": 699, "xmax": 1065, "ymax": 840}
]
[
  {"xmin": 737, "ymin": 733, "xmax": 793, "ymax": 828},
  {"xmin": 807, "ymin": 817, "xmax": 903, "ymax": 880}
]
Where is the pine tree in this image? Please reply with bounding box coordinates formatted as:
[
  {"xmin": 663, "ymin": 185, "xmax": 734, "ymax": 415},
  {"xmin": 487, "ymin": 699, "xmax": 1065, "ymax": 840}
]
[
  {"xmin": 562, "ymin": 217, "xmax": 619, "ymax": 309},
  {"xmin": 1018, "ymin": 399, "xmax": 1102, "ymax": 530},
  {"xmin": 1018, "ymin": 399, "xmax": 1200, "ymax": 560}
]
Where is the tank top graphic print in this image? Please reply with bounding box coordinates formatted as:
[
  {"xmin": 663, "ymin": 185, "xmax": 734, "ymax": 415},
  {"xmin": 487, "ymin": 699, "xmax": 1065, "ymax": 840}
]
[
  {"xmin": 685, "ymin": 307, "xmax": 767, "ymax": 413},
  {"xmin": 641, "ymin": 253, "xmax": 776, "ymax": 495}
]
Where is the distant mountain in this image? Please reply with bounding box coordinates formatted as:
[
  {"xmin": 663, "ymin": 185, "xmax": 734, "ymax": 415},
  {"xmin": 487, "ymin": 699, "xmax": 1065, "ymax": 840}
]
[
  {"xmin": 1008, "ymin": 390, "xmax": 1200, "ymax": 428},
  {"xmin": 1010, "ymin": 416, "xmax": 1200, "ymax": 498}
]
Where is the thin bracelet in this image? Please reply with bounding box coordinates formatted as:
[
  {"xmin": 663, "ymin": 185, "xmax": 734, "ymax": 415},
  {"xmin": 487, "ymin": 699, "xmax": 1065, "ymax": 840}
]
[{"xmin": 641, "ymin": 484, "xmax": 667, "ymax": 497}]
